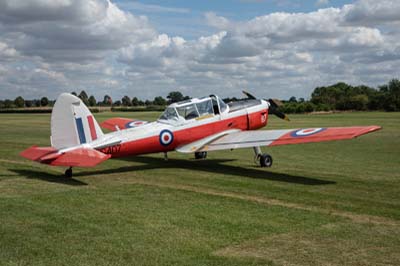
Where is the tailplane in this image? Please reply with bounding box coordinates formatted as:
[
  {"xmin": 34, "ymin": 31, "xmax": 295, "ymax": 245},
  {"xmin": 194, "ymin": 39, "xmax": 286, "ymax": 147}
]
[{"xmin": 20, "ymin": 93, "xmax": 110, "ymax": 168}]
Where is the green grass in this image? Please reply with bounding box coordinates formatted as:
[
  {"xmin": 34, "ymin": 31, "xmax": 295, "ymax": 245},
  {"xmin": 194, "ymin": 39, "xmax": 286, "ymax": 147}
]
[{"xmin": 0, "ymin": 112, "xmax": 399, "ymax": 265}]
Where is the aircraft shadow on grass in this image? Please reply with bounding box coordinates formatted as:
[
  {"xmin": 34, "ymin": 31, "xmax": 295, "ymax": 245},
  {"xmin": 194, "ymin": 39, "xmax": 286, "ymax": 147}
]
[
  {"xmin": 75, "ymin": 156, "xmax": 335, "ymax": 186},
  {"xmin": 9, "ymin": 169, "xmax": 87, "ymax": 186}
]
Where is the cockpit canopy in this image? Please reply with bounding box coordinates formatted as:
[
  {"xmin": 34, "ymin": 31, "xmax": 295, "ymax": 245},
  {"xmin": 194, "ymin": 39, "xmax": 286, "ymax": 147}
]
[{"xmin": 158, "ymin": 95, "xmax": 228, "ymax": 123}]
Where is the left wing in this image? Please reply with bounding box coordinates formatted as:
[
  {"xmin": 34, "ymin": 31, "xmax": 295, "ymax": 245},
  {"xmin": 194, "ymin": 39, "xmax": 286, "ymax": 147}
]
[
  {"xmin": 188, "ymin": 126, "xmax": 381, "ymax": 152},
  {"xmin": 100, "ymin": 118, "xmax": 148, "ymax": 131}
]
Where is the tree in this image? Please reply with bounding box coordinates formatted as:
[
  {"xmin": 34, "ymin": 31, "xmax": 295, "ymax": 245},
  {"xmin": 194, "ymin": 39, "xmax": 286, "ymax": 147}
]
[
  {"xmin": 153, "ymin": 96, "xmax": 167, "ymax": 106},
  {"xmin": 304, "ymin": 102, "xmax": 315, "ymax": 113},
  {"xmin": 145, "ymin": 100, "xmax": 153, "ymax": 106},
  {"xmin": 103, "ymin": 95, "xmax": 112, "ymax": 105},
  {"xmin": 33, "ymin": 99, "xmax": 41, "ymax": 107},
  {"xmin": 122, "ymin": 95, "xmax": 132, "ymax": 106},
  {"xmin": 388, "ymin": 79, "xmax": 400, "ymax": 111},
  {"xmin": 78, "ymin": 90, "xmax": 89, "ymax": 105},
  {"xmin": 40, "ymin": 97, "xmax": 49, "ymax": 107},
  {"xmin": 167, "ymin": 91, "xmax": 185, "ymax": 103},
  {"xmin": 131, "ymin": 97, "xmax": 140, "ymax": 106},
  {"xmin": 288, "ymin": 96, "xmax": 297, "ymax": 103},
  {"xmin": 88, "ymin": 95, "xmax": 97, "ymax": 107},
  {"xmin": 71, "ymin": 91, "xmax": 77, "ymax": 96},
  {"xmin": 348, "ymin": 94, "xmax": 368, "ymax": 110},
  {"xmin": 14, "ymin": 96, "xmax": 25, "ymax": 108},
  {"xmin": 25, "ymin": 100, "xmax": 33, "ymax": 107},
  {"xmin": 4, "ymin": 99, "xmax": 13, "ymax": 108}
]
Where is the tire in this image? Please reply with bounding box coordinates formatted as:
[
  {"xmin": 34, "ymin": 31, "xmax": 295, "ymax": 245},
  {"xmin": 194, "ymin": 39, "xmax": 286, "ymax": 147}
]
[
  {"xmin": 260, "ymin": 154, "xmax": 273, "ymax": 167},
  {"xmin": 65, "ymin": 168, "xmax": 73, "ymax": 178},
  {"xmin": 195, "ymin": 151, "xmax": 207, "ymax": 159}
]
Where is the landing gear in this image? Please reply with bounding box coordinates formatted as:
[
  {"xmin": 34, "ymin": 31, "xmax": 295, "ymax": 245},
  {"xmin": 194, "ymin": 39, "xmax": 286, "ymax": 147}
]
[
  {"xmin": 65, "ymin": 167, "xmax": 72, "ymax": 178},
  {"xmin": 195, "ymin": 151, "xmax": 207, "ymax": 159},
  {"xmin": 259, "ymin": 154, "xmax": 273, "ymax": 167},
  {"xmin": 253, "ymin": 146, "xmax": 273, "ymax": 167}
]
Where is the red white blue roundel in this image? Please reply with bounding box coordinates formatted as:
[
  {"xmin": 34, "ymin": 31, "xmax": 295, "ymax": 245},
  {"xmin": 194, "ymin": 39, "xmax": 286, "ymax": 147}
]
[
  {"xmin": 291, "ymin": 128, "xmax": 326, "ymax": 137},
  {"xmin": 125, "ymin": 120, "xmax": 147, "ymax": 128},
  {"xmin": 159, "ymin": 129, "xmax": 174, "ymax": 146}
]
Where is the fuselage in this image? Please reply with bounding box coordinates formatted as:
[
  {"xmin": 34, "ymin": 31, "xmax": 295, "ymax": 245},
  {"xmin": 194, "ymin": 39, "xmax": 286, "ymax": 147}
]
[{"xmin": 98, "ymin": 97, "xmax": 270, "ymax": 157}]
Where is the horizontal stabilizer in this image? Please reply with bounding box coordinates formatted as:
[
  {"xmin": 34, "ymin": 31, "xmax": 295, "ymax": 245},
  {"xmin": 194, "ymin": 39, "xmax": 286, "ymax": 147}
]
[
  {"xmin": 20, "ymin": 146, "xmax": 110, "ymax": 167},
  {"xmin": 50, "ymin": 148, "xmax": 110, "ymax": 167},
  {"xmin": 20, "ymin": 146, "xmax": 57, "ymax": 161},
  {"xmin": 101, "ymin": 118, "xmax": 148, "ymax": 131}
]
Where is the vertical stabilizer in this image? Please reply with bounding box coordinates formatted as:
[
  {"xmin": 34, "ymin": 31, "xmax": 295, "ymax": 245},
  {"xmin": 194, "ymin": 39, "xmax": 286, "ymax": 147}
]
[{"xmin": 51, "ymin": 93, "xmax": 104, "ymax": 150}]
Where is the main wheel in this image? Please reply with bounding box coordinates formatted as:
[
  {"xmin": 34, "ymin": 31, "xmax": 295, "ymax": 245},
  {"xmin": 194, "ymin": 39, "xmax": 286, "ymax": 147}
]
[
  {"xmin": 65, "ymin": 167, "xmax": 73, "ymax": 178},
  {"xmin": 259, "ymin": 154, "xmax": 273, "ymax": 167},
  {"xmin": 195, "ymin": 151, "xmax": 207, "ymax": 159}
]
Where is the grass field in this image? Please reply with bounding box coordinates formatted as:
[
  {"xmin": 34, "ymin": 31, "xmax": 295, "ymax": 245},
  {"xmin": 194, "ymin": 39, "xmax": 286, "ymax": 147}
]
[{"xmin": 1, "ymin": 111, "xmax": 399, "ymax": 266}]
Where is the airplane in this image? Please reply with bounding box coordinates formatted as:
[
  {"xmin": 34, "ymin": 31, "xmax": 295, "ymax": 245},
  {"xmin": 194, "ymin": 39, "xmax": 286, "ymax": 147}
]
[{"xmin": 20, "ymin": 92, "xmax": 381, "ymax": 178}]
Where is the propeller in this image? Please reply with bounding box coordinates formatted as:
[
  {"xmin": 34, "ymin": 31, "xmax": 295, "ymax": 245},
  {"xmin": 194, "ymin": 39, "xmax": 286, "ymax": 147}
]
[{"xmin": 242, "ymin": 90, "xmax": 290, "ymax": 121}]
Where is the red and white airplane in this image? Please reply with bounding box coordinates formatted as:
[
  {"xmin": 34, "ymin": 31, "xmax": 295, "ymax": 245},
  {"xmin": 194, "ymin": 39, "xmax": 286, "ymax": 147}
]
[{"xmin": 21, "ymin": 92, "xmax": 381, "ymax": 177}]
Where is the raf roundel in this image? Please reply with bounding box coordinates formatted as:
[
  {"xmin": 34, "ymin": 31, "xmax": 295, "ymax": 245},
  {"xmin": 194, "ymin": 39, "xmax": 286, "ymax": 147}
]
[
  {"xmin": 159, "ymin": 129, "xmax": 174, "ymax": 146},
  {"xmin": 125, "ymin": 120, "xmax": 147, "ymax": 128},
  {"xmin": 291, "ymin": 128, "xmax": 326, "ymax": 137}
]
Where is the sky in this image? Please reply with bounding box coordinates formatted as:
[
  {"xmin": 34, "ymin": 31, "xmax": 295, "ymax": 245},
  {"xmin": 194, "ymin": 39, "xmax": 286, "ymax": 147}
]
[{"xmin": 0, "ymin": 0, "xmax": 399, "ymax": 101}]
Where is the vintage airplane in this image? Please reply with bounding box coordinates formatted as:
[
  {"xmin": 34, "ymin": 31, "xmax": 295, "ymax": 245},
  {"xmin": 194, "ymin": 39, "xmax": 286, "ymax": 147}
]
[{"xmin": 21, "ymin": 92, "xmax": 381, "ymax": 177}]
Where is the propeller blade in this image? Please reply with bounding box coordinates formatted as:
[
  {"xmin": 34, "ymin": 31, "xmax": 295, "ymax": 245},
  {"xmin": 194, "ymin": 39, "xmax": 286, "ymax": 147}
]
[
  {"xmin": 271, "ymin": 108, "xmax": 290, "ymax": 121},
  {"xmin": 267, "ymin": 99, "xmax": 290, "ymax": 121},
  {"xmin": 243, "ymin": 90, "xmax": 290, "ymax": 121},
  {"xmin": 242, "ymin": 90, "xmax": 257, "ymax": 100}
]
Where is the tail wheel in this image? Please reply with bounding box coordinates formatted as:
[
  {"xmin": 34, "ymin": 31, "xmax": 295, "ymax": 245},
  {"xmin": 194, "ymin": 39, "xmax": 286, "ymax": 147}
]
[
  {"xmin": 65, "ymin": 167, "xmax": 73, "ymax": 178},
  {"xmin": 260, "ymin": 154, "xmax": 273, "ymax": 167},
  {"xmin": 195, "ymin": 151, "xmax": 207, "ymax": 159}
]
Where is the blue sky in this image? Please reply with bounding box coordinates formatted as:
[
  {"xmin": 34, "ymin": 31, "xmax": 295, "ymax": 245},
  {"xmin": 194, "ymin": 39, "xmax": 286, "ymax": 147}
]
[
  {"xmin": 0, "ymin": 0, "xmax": 399, "ymax": 101},
  {"xmin": 115, "ymin": 0, "xmax": 355, "ymax": 38}
]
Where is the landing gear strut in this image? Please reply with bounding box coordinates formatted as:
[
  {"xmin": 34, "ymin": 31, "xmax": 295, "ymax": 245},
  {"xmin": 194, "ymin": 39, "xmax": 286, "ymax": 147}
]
[
  {"xmin": 65, "ymin": 167, "xmax": 73, "ymax": 178},
  {"xmin": 195, "ymin": 151, "xmax": 207, "ymax": 159},
  {"xmin": 253, "ymin": 146, "xmax": 273, "ymax": 168}
]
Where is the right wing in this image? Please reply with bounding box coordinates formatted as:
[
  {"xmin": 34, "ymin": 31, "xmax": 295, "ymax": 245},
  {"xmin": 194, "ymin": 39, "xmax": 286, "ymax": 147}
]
[{"xmin": 188, "ymin": 126, "xmax": 381, "ymax": 152}]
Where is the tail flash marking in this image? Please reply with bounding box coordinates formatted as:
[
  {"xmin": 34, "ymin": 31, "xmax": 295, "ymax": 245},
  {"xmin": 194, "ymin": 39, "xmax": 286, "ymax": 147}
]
[
  {"xmin": 75, "ymin": 118, "xmax": 87, "ymax": 144},
  {"xmin": 87, "ymin": 115, "xmax": 97, "ymax": 141}
]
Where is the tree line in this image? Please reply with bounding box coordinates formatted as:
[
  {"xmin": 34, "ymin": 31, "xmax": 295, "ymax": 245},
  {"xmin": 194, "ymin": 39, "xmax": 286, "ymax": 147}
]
[
  {"xmin": 0, "ymin": 91, "xmax": 190, "ymax": 109},
  {"xmin": 1, "ymin": 78, "xmax": 399, "ymax": 113},
  {"xmin": 279, "ymin": 78, "xmax": 400, "ymax": 113}
]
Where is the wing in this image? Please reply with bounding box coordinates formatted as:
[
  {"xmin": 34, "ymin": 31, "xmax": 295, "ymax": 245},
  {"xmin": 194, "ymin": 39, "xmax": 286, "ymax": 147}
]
[
  {"xmin": 189, "ymin": 126, "xmax": 381, "ymax": 152},
  {"xmin": 20, "ymin": 146, "xmax": 110, "ymax": 167},
  {"xmin": 100, "ymin": 118, "xmax": 148, "ymax": 131}
]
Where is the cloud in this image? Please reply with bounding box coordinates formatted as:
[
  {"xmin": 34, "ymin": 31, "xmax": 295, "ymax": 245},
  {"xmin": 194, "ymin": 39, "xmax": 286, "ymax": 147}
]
[
  {"xmin": 315, "ymin": 0, "xmax": 330, "ymax": 7},
  {"xmin": 0, "ymin": 0, "xmax": 156, "ymax": 62},
  {"xmin": 343, "ymin": 0, "xmax": 400, "ymax": 26},
  {"xmin": 116, "ymin": 2, "xmax": 190, "ymax": 14},
  {"xmin": 205, "ymin": 12, "xmax": 231, "ymax": 30},
  {"xmin": 1, "ymin": 0, "xmax": 400, "ymax": 101}
]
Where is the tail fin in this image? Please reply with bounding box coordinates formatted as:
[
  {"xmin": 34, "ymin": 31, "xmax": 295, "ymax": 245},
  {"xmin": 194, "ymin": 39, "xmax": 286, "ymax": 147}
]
[{"xmin": 51, "ymin": 93, "xmax": 104, "ymax": 150}]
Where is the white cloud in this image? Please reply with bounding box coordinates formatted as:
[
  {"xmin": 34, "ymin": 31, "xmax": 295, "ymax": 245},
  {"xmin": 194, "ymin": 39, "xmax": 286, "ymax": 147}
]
[
  {"xmin": 0, "ymin": 0, "xmax": 400, "ymax": 100},
  {"xmin": 316, "ymin": 0, "xmax": 330, "ymax": 7},
  {"xmin": 116, "ymin": 2, "xmax": 190, "ymax": 14}
]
